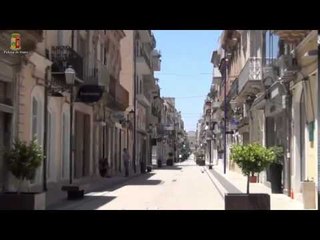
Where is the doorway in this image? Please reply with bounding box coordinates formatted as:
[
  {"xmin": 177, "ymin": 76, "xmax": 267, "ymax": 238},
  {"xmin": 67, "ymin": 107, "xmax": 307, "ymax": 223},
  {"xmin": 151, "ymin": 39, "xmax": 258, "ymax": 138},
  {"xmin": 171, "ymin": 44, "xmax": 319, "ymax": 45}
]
[
  {"xmin": 0, "ymin": 111, "xmax": 12, "ymax": 191},
  {"xmin": 74, "ymin": 111, "xmax": 91, "ymax": 179}
]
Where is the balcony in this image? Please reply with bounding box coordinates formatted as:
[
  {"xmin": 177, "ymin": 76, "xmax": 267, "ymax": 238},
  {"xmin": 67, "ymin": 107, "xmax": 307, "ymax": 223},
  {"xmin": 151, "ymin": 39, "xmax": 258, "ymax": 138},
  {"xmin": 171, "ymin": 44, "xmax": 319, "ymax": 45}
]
[
  {"xmin": 212, "ymin": 101, "xmax": 221, "ymax": 110},
  {"xmin": 273, "ymin": 30, "xmax": 310, "ymax": 44},
  {"xmin": 137, "ymin": 93, "xmax": 151, "ymax": 107},
  {"xmin": 51, "ymin": 46, "xmax": 84, "ymax": 85},
  {"xmin": 238, "ymin": 57, "xmax": 263, "ymax": 101},
  {"xmin": 152, "ymin": 49, "xmax": 161, "ymax": 71},
  {"xmin": 277, "ymin": 54, "xmax": 299, "ymax": 81},
  {"xmin": 107, "ymin": 77, "xmax": 129, "ymax": 111},
  {"xmin": 139, "ymin": 30, "xmax": 153, "ymax": 43},
  {"xmin": 136, "ymin": 48, "xmax": 152, "ymax": 75},
  {"xmin": 88, "ymin": 63, "xmax": 109, "ymax": 89}
]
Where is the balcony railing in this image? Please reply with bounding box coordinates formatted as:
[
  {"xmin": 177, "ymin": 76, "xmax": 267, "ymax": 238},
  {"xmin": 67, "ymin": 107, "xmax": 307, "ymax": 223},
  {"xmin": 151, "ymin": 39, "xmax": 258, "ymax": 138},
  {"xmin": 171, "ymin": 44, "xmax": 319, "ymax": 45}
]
[
  {"xmin": 51, "ymin": 46, "xmax": 84, "ymax": 80},
  {"xmin": 88, "ymin": 63, "xmax": 109, "ymax": 88},
  {"xmin": 238, "ymin": 57, "xmax": 262, "ymax": 94},
  {"xmin": 138, "ymin": 47, "xmax": 152, "ymax": 70},
  {"xmin": 107, "ymin": 77, "xmax": 129, "ymax": 111}
]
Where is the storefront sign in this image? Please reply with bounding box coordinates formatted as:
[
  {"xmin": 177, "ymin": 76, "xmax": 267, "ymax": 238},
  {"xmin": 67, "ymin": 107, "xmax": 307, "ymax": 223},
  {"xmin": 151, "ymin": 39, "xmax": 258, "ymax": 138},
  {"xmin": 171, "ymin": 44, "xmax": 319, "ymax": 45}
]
[{"xmin": 76, "ymin": 85, "xmax": 104, "ymax": 103}]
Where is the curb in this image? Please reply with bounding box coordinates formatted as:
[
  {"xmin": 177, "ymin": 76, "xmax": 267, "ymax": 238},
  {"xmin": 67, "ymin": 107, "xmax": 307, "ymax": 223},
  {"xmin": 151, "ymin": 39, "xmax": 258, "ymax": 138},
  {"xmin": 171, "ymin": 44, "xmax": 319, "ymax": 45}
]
[{"xmin": 202, "ymin": 166, "xmax": 228, "ymax": 199}]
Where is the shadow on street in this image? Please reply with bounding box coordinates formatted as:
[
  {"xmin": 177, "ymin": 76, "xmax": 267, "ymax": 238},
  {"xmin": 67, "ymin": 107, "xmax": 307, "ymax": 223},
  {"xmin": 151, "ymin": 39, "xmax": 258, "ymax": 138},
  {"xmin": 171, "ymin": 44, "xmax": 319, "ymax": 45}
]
[
  {"xmin": 72, "ymin": 196, "xmax": 117, "ymax": 210},
  {"xmin": 209, "ymin": 168, "xmax": 242, "ymax": 193},
  {"xmin": 154, "ymin": 166, "xmax": 183, "ymax": 170},
  {"xmin": 94, "ymin": 172, "xmax": 158, "ymax": 192}
]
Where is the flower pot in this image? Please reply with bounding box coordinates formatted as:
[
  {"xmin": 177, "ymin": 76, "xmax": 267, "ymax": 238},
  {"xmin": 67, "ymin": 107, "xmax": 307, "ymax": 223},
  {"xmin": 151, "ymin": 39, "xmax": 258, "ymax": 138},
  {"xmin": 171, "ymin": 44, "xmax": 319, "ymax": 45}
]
[
  {"xmin": 0, "ymin": 192, "xmax": 46, "ymax": 210},
  {"xmin": 301, "ymin": 181, "xmax": 316, "ymax": 209},
  {"xmin": 225, "ymin": 193, "xmax": 270, "ymax": 210},
  {"xmin": 249, "ymin": 176, "xmax": 257, "ymax": 183}
]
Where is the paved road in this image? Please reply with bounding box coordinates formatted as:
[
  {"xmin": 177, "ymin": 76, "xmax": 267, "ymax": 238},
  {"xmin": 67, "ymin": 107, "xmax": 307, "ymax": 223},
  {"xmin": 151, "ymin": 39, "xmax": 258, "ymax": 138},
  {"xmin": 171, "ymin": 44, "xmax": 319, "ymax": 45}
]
[{"xmin": 54, "ymin": 157, "xmax": 224, "ymax": 210}]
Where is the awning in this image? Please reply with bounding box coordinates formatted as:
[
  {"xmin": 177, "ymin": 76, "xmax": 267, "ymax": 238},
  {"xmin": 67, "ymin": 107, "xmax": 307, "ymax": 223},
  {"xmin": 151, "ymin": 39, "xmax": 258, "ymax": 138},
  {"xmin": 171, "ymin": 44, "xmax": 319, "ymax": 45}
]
[{"xmin": 0, "ymin": 103, "xmax": 13, "ymax": 114}]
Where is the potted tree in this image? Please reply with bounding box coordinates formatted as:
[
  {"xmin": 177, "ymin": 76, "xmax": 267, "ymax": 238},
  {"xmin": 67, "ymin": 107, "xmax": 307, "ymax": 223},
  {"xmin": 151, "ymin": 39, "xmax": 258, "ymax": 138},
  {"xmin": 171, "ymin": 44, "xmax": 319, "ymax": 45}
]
[
  {"xmin": 166, "ymin": 152, "xmax": 174, "ymax": 166},
  {"xmin": 0, "ymin": 138, "xmax": 46, "ymax": 210},
  {"xmin": 268, "ymin": 146, "xmax": 284, "ymax": 193},
  {"xmin": 225, "ymin": 143, "xmax": 275, "ymax": 210}
]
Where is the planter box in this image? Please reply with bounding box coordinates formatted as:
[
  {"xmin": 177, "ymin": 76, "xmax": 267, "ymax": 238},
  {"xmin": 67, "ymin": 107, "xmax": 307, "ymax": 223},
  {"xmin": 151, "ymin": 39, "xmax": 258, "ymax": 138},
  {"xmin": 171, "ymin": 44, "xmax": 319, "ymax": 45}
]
[
  {"xmin": 197, "ymin": 160, "xmax": 205, "ymax": 166},
  {"xmin": 0, "ymin": 192, "xmax": 46, "ymax": 210},
  {"xmin": 301, "ymin": 181, "xmax": 316, "ymax": 209},
  {"xmin": 269, "ymin": 164, "xmax": 283, "ymax": 193},
  {"xmin": 166, "ymin": 159, "xmax": 173, "ymax": 166},
  {"xmin": 225, "ymin": 193, "xmax": 270, "ymax": 210},
  {"xmin": 157, "ymin": 160, "xmax": 162, "ymax": 168}
]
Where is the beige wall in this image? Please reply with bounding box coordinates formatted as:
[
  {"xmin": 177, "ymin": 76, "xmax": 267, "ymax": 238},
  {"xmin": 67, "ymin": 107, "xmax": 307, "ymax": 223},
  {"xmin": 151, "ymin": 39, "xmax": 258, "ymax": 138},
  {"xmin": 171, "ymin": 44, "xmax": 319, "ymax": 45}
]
[{"xmin": 119, "ymin": 30, "xmax": 134, "ymax": 110}]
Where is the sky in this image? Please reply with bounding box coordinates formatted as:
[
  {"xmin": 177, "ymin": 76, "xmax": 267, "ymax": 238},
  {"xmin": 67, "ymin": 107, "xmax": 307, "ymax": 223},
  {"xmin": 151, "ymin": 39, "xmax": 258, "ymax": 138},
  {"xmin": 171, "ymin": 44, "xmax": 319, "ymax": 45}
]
[{"xmin": 153, "ymin": 30, "xmax": 222, "ymax": 132}]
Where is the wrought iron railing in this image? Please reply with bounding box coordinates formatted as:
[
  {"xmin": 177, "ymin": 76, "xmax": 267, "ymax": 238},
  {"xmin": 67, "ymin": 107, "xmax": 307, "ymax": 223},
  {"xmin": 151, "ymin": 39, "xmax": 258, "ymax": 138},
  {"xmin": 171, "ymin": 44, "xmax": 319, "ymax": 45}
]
[
  {"xmin": 51, "ymin": 46, "xmax": 84, "ymax": 80},
  {"xmin": 238, "ymin": 57, "xmax": 262, "ymax": 93}
]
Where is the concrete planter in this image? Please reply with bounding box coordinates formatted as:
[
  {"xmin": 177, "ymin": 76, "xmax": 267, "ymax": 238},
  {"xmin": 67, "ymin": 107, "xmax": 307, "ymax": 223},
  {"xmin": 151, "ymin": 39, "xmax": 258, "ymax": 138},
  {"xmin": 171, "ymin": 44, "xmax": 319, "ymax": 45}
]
[
  {"xmin": 269, "ymin": 163, "xmax": 283, "ymax": 193},
  {"xmin": 301, "ymin": 181, "xmax": 316, "ymax": 209},
  {"xmin": 225, "ymin": 193, "xmax": 270, "ymax": 210},
  {"xmin": 166, "ymin": 159, "xmax": 173, "ymax": 166},
  {"xmin": 157, "ymin": 160, "xmax": 162, "ymax": 168},
  {"xmin": 0, "ymin": 192, "xmax": 46, "ymax": 210}
]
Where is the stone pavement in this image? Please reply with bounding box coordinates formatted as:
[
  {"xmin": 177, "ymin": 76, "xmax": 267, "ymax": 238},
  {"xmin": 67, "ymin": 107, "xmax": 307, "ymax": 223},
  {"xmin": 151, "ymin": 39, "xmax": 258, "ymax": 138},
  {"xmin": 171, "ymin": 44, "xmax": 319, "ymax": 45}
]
[
  {"xmin": 50, "ymin": 159, "xmax": 224, "ymax": 210},
  {"xmin": 47, "ymin": 170, "xmax": 141, "ymax": 210},
  {"xmin": 204, "ymin": 161, "xmax": 306, "ymax": 210}
]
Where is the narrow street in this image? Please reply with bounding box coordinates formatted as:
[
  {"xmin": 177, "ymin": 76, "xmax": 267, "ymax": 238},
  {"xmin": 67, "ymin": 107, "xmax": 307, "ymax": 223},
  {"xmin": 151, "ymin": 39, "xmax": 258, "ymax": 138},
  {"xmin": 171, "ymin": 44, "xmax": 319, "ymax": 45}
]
[{"xmin": 52, "ymin": 156, "xmax": 224, "ymax": 210}]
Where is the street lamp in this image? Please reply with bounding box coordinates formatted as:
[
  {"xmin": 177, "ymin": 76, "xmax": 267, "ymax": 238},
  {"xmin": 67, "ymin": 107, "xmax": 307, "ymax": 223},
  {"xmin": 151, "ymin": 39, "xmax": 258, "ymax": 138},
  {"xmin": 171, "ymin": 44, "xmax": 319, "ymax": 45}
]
[
  {"xmin": 205, "ymin": 123, "xmax": 213, "ymax": 169},
  {"xmin": 223, "ymin": 57, "xmax": 229, "ymax": 174},
  {"xmin": 65, "ymin": 66, "xmax": 76, "ymax": 185}
]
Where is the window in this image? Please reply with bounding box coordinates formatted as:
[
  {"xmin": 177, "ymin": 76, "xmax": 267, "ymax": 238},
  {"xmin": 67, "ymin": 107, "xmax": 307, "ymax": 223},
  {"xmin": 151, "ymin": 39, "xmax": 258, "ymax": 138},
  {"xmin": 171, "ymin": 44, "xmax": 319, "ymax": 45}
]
[
  {"xmin": 104, "ymin": 47, "xmax": 107, "ymax": 65},
  {"xmin": 47, "ymin": 112, "xmax": 52, "ymax": 179},
  {"xmin": 32, "ymin": 98, "xmax": 38, "ymax": 139},
  {"xmin": 264, "ymin": 31, "xmax": 280, "ymax": 63},
  {"xmin": 31, "ymin": 95, "xmax": 43, "ymax": 184},
  {"xmin": 62, "ymin": 111, "xmax": 70, "ymax": 179},
  {"xmin": 97, "ymin": 40, "xmax": 101, "ymax": 61},
  {"xmin": 47, "ymin": 110, "xmax": 56, "ymax": 181},
  {"xmin": 58, "ymin": 30, "xmax": 63, "ymax": 45}
]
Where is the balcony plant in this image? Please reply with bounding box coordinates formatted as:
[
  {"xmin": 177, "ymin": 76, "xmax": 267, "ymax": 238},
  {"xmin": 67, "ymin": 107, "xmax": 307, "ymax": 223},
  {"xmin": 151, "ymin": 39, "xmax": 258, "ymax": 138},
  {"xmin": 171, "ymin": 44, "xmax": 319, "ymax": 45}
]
[
  {"xmin": 225, "ymin": 143, "xmax": 275, "ymax": 210},
  {"xmin": 0, "ymin": 138, "xmax": 46, "ymax": 210}
]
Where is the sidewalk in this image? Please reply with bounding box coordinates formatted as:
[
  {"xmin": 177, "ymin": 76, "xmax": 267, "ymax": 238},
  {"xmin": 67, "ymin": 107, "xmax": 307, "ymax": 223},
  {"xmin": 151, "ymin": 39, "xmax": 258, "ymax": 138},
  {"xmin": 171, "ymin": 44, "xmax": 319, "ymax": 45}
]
[
  {"xmin": 47, "ymin": 170, "xmax": 141, "ymax": 210},
  {"xmin": 203, "ymin": 161, "xmax": 305, "ymax": 210}
]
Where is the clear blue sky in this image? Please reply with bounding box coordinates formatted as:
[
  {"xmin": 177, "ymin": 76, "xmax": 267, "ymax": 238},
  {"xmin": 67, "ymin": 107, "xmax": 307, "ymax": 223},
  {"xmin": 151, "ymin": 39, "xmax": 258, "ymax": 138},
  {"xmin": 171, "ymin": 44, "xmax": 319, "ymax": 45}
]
[{"xmin": 153, "ymin": 30, "xmax": 222, "ymax": 132}]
